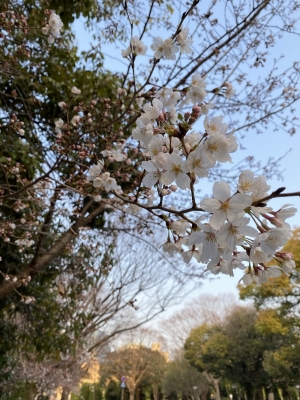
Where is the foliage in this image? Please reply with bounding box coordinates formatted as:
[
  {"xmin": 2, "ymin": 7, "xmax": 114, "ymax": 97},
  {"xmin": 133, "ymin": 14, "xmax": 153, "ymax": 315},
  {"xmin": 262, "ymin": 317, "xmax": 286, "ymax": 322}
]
[
  {"xmin": 71, "ymin": 383, "xmax": 103, "ymax": 400},
  {"xmin": 184, "ymin": 306, "xmax": 300, "ymax": 399},
  {"xmin": 100, "ymin": 341, "xmax": 167, "ymax": 400},
  {"xmin": 162, "ymin": 356, "xmax": 209, "ymax": 400}
]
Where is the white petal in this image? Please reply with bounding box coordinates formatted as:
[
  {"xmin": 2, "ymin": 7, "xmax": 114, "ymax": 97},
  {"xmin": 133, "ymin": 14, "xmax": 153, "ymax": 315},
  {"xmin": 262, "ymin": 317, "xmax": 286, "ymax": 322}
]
[
  {"xmin": 142, "ymin": 161, "xmax": 158, "ymax": 172},
  {"xmin": 175, "ymin": 173, "xmax": 190, "ymax": 190},
  {"xmin": 209, "ymin": 210, "xmax": 227, "ymax": 230},
  {"xmin": 200, "ymin": 197, "xmax": 221, "ymax": 212},
  {"xmin": 142, "ymin": 172, "xmax": 159, "ymax": 187},
  {"xmin": 161, "ymin": 171, "xmax": 176, "ymax": 185},
  {"xmin": 213, "ymin": 181, "xmax": 231, "ymax": 201}
]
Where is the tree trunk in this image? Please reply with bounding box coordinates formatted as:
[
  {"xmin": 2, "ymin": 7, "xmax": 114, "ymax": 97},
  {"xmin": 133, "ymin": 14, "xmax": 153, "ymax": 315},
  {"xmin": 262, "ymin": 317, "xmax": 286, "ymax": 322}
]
[
  {"xmin": 25, "ymin": 382, "xmax": 37, "ymax": 400},
  {"xmin": 61, "ymin": 386, "xmax": 71, "ymax": 400},
  {"xmin": 200, "ymin": 389, "xmax": 208, "ymax": 400},
  {"xmin": 152, "ymin": 383, "xmax": 159, "ymax": 400},
  {"xmin": 130, "ymin": 390, "xmax": 135, "ymax": 400},
  {"xmin": 202, "ymin": 372, "xmax": 221, "ymax": 400},
  {"xmin": 268, "ymin": 393, "xmax": 274, "ymax": 400},
  {"xmin": 213, "ymin": 379, "xmax": 221, "ymax": 400}
]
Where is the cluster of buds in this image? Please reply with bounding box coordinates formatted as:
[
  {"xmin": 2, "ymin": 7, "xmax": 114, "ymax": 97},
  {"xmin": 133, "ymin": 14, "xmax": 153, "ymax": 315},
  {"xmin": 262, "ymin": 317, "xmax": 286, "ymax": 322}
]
[{"xmin": 42, "ymin": 11, "xmax": 63, "ymax": 44}]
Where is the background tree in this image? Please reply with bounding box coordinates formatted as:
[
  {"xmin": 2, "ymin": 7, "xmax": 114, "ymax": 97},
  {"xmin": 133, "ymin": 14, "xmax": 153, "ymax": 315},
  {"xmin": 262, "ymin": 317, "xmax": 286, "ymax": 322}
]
[
  {"xmin": 160, "ymin": 293, "xmax": 237, "ymax": 353},
  {"xmin": 184, "ymin": 323, "xmax": 228, "ymax": 400},
  {"xmin": 162, "ymin": 356, "xmax": 209, "ymax": 400},
  {"xmin": 0, "ymin": 240, "xmax": 185, "ymax": 399},
  {"xmin": 185, "ymin": 303, "xmax": 300, "ymax": 400},
  {"xmin": 100, "ymin": 338, "xmax": 167, "ymax": 400},
  {"xmin": 239, "ymin": 227, "xmax": 300, "ymax": 393}
]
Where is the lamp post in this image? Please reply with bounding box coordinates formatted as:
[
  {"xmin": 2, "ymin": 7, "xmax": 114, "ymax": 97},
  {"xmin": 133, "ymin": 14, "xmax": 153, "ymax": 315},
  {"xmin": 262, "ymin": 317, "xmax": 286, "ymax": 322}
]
[
  {"xmin": 232, "ymin": 384, "xmax": 238, "ymax": 400},
  {"xmin": 193, "ymin": 386, "xmax": 198, "ymax": 400},
  {"xmin": 295, "ymin": 385, "xmax": 300, "ymax": 400},
  {"xmin": 121, "ymin": 376, "xmax": 126, "ymax": 400}
]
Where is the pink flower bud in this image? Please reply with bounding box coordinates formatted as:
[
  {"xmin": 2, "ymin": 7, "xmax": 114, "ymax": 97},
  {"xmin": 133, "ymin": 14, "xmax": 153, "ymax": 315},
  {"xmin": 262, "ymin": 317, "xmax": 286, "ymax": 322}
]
[
  {"xmin": 169, "ymin": 185, "xmax": 177, "ymax": 192},
  {"xmin": 161, "ymin": 189, "xmax": 168, "ymax": 196},
  {"xmin": 126, "ymin": 158, "xmax": 132, "ymax": 165},
  {"xmin": 275, "ymin": 252, "xmax": 294, "ymax": 261},
  {"xmin": 184, "ymin": 144, "xmax": 191, "ymax": 154},
  {"xmin": 192, "ymin": 105, "xmax": 201, "ymax": 113},
  {"xmin": 184, "ymin": 112, "xmax": 191, "ymax": 121},
  {"xmin": 158, "ymin": 113, "xmax": 165, "ymax": 121}
]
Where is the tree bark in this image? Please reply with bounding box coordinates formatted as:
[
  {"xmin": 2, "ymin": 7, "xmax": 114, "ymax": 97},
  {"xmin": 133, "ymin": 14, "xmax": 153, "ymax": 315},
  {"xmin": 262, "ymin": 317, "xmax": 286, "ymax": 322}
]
[
  {"xmin": 130, "ymin": 390, "xmax": 135, "ymax": 400},
  {"xmin": 25, "ymin": 382, "xmax": 37, "ymax": 400},
  {"xmin": 61, "ymin": 386, "xmax": 71, "ymax": 400},
  {"xmin": 202, "ymin": 372, "xmax": 221, "ymax": 400},
  {"xmin": 200, "ymin": 389, "xmax": 208, "ymax": 400},
  {"xmin": 152, "ymin": 383, "xmax": 159, "ymax": 400}
]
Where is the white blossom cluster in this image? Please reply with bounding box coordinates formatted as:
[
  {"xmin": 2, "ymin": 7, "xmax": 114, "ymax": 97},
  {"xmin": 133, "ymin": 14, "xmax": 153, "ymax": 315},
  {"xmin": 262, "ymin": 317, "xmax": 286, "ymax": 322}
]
[
  {"xmin": 122, "ymin": 27, "xmax": 193, "ymax": 59},
  {"xmin": 84, "ymin": 32, "xmax": 298, "ymax": 285},
  {"xmin": 87, "ymin": 160, "xmax": 123, "ymax": 200},
  {"xmin": 171, "ymin": 181, "xmax": 297, "ymax": 285},
  {"xmin": 42, "ymin": 12, "xmax": 63, "ymax": 44}
]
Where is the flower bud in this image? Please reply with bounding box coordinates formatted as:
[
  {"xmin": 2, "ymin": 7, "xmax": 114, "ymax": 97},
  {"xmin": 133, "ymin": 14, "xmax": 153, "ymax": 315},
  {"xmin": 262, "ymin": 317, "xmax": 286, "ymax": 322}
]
[
  {"xmin": 169, "ymin": 185, "xmax": 177, "ymax": 192},
  {"xmin": 184, "ymin": 112, "xmax": 191, "ymax": 121},
  {"xmin": 184, "ymin": 144, "xmax": 191, "ymax": 154},
  {"xmin": 192, "ymin": 105, "xmax": 201, "ymax": 113},
  {"xmin": 275, "ymin": 252, "xmax": 294, "ymax": 261}
]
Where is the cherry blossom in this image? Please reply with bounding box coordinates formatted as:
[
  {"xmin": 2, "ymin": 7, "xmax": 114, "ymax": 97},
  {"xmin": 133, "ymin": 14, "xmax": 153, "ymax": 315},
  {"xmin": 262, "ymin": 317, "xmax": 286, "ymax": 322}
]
[
  {"xmin": 176, "ymin": 27, "xmax": 193, "ymax": 54},
  {"xmin": 159, "ymin": 153, "xmax": 190, "ymax": 190},
  {"xmin": 122, "ymin": 36, "xmax": 148, "ymax": 57},
  {"xmin": 141, "ymin": 161, "xmax": 162, "ymax": 187},
  {"xmin": 200, "ymin": 181, "xmax": 252, "ymax": 229},
  {"xmin": 256, "ymin": 228, "xmax": 291, "ymax": 255},
  {"xmin": 204, "ymin": 115, "xmax": 228, "ymax": 136},
  {"xmin": 187, "ymin": 146, "xmax": 214, "ymax": 177},
  {"xmin": 187, "ymin": 225, "xmax": 219, "ymax": 263},
  {"xmin": 203, "ymin": 133, "xmax": 235, "ymax": 164},
  {"xmin": 218, "ymin": 217, "xmax": 258, "ymax": 251},
  {"xmin": 132, "ymin": 117, "xmax": 154, "ymax": 146}
]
